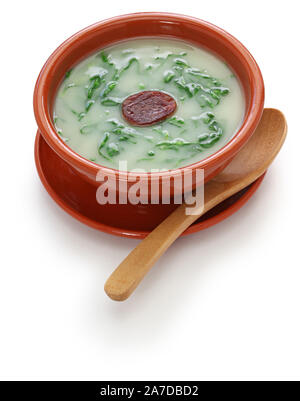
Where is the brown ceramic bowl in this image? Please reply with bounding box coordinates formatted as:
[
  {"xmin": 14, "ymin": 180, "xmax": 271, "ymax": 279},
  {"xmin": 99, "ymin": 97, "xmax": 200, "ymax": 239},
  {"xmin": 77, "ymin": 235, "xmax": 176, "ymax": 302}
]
[{"xmin": 33, "ymin": 13, "xmax": 264, "ymax": 229}]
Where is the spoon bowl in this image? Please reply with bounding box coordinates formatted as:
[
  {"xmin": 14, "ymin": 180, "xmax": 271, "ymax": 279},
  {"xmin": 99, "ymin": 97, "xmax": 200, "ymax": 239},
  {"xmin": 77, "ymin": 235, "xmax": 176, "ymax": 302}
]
[{"xmin": 105, "ymin": 109, "xmax": 287, "ymax": 301}]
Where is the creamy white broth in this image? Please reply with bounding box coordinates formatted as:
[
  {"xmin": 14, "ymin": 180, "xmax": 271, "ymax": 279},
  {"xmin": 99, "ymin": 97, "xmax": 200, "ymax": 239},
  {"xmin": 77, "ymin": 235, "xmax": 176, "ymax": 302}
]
[{"xmin": 53, "ymin": 38, "xmax": 245, "ymax": 171}]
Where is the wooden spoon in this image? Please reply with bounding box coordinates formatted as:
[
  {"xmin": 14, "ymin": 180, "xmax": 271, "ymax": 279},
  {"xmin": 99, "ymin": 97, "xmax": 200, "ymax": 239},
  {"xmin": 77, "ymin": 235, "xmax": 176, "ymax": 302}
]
[{"xmin": 105, "ymin": 109, "xmax": 287, "ymax": 301}]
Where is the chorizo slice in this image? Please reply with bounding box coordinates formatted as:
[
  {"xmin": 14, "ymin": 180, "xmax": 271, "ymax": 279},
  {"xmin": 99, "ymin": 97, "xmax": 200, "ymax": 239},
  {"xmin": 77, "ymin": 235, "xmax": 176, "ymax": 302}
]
[{"xmin": 122, "ymin": 91, "xmax": 177, "ymax": 126}]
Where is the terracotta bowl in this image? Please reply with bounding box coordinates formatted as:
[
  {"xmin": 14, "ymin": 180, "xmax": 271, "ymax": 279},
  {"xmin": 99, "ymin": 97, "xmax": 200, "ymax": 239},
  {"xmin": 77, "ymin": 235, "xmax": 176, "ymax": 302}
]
[{"xmin": 33, "ymin": 13, "xmax": 264, "ymax": 230}]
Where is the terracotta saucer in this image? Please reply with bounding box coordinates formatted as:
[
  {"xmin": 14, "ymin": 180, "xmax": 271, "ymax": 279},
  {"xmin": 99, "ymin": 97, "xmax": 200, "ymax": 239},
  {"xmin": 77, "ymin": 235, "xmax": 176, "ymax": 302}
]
[{"xmin": 35, "ymin": 131, "xmax": 266, "ymax": 239}]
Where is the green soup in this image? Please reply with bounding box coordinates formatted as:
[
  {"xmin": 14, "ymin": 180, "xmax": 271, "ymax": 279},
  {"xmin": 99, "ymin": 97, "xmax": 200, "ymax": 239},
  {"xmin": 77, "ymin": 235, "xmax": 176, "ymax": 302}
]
[{"xmin": 53, "ymin": 38, "xmax": 245, "ymax": 171}]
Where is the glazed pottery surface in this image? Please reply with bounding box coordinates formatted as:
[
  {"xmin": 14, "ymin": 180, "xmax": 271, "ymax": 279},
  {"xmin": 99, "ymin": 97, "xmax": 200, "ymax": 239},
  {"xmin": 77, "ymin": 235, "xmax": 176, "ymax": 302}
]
[
  {"xmin": 34, "ymin": 13, "xmax": 264, "ymax": 199},
  {"xmin": 35, "ymin": 131, "xmax": 265, "ymax": 239}
]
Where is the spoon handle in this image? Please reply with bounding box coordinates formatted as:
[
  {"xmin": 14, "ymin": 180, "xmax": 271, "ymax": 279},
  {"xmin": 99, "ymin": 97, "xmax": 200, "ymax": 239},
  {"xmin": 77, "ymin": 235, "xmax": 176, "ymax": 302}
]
[
  {"xmin": 104, "ymin": 180, "xmax": 230, "ymax": 301},
  {"xmin": 104, "ymin": 109, "xmax": 287, "ymax": 301},
  {"xmin": 104, "ymin": 203, "xmax": 199, "ymax": 301}
]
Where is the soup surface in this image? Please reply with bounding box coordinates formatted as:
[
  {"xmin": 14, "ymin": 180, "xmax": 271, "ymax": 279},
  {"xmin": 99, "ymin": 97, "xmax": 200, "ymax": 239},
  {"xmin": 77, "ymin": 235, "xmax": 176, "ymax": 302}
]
[{"xmin": 53, "ymin": 38, "xmax": 245, "ymax": 171}]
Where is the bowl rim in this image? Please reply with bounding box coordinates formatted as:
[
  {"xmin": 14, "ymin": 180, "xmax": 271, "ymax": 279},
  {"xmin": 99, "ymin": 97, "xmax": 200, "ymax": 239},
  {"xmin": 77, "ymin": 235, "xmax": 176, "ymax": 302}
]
[{"xmin": 33, "ymin": 12, "xmax": 264, "ymax": 179}]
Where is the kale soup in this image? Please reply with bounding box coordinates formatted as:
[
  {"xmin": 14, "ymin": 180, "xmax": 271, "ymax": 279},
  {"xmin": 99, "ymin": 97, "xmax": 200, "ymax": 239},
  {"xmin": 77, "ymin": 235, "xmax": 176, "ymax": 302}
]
[{"xmin": 53, "ymin": 38, "xmax": 245, "ymax": 171}]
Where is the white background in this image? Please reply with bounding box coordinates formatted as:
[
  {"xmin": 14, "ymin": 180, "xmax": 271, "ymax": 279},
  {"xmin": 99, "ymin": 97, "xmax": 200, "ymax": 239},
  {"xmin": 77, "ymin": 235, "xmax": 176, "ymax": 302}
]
[{"xmin": 1, "ymin": 0, "xmax": 299, "ymax": 381}]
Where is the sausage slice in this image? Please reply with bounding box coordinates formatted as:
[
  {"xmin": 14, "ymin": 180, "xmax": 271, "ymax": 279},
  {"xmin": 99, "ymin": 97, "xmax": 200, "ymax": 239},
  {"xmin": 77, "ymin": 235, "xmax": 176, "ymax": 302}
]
[{"xmin": 122, "ymin": 91, "xmax": 177, "ymax": 126}]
